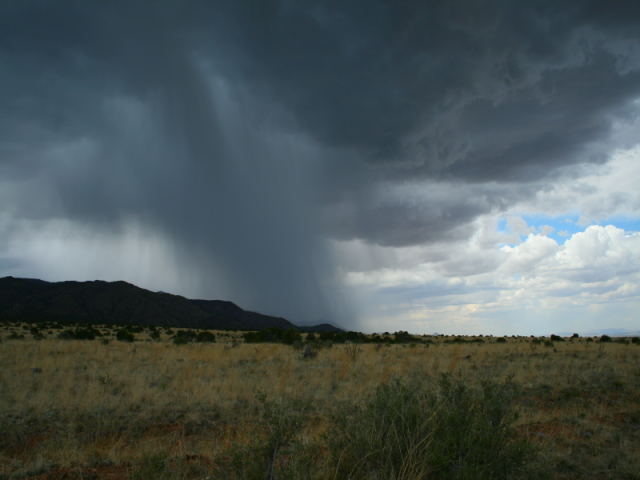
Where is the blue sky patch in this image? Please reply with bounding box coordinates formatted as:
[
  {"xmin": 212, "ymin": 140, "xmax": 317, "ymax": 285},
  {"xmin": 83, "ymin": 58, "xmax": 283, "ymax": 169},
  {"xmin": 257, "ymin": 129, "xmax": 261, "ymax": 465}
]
[
  {"xmin": 522, "ymin": 214, "xmax": 580, "ymax": 244},
  {"xmin": 498, "ymin": 214, "xmax": 639, "ymax": 245},
  {"xmin": 600, "ymin": 216, "xmax": 640, "ymax": 233}
]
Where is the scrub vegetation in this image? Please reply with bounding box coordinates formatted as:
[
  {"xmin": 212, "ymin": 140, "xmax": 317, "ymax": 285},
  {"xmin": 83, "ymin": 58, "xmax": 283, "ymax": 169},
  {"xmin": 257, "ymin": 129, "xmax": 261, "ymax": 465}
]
[{"xmin": 1, "ymin": 322, "xmax": 639, "ymax": 479}]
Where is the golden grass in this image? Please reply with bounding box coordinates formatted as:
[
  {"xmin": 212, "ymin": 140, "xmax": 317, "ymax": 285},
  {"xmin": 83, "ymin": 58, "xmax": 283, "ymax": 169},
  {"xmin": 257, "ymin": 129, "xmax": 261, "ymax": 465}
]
[{"xmin": 1, "ymin": 329, "xmax": 639, "ymax": 479}]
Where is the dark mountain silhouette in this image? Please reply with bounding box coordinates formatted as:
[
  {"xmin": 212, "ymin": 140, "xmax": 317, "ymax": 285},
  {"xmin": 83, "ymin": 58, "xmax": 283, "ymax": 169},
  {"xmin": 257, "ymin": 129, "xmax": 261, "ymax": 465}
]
[
  {"xmin": 298, "ymin": 323, "xmax": 343, "ymax": 333},
  {"xmin": 0, "ymin": 276, "xmax": 342, "ymax": 332}
]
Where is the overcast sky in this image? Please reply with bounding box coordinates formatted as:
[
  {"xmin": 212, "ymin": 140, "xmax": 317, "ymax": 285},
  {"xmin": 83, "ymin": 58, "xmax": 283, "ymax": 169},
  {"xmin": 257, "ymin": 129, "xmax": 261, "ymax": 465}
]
[{"xmin": 1, "ymin": 1, "xmax": 639, "ymax": 334}]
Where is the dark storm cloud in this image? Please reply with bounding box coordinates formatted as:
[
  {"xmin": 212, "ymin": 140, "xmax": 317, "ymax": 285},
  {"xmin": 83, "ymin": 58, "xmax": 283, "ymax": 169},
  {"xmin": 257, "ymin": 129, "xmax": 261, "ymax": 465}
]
[
  {"xmin": 1, "ymin": 0, "xmax": 640, "ymax": 323},
  {"xmin": 205, "ymin": 1, "xmax": 640, "ymax": 178}
]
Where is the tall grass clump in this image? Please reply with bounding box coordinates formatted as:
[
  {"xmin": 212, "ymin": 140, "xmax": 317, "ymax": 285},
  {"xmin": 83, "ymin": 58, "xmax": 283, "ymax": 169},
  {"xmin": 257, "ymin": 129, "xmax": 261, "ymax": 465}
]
[
  {"xmin": 327, "ymin": 374, "xmax": 536, "ymax": 480},
  {"xmin": 216, "ymin": 395, "xmax": 317, "ymax": 480}
]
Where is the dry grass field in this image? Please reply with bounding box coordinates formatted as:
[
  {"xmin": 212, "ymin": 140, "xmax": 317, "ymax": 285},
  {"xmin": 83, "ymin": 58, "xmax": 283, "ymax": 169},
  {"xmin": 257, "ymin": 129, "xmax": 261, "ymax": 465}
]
[{"xmin": 1, "ymin": 324, "xmax": 639, "ymax": 479}]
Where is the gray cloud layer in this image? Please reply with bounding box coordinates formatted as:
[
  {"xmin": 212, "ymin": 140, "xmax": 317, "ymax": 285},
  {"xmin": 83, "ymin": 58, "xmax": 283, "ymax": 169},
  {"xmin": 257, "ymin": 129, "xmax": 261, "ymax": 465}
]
[{"xmin": 1, "ymin": 1, "xmax": 640, "ymax": 324}]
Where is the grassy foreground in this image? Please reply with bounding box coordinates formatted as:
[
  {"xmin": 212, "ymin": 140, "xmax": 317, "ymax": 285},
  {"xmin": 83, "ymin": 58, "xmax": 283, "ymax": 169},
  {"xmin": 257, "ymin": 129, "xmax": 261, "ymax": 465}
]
[{"xmin": 1, "ymin": 328, "xmax": 639, "ymax": 479}]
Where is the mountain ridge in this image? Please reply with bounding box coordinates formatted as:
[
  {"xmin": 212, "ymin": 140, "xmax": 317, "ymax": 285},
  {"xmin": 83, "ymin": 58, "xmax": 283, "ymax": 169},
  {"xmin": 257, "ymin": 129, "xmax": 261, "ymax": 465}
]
[{"xmin": 0, "ymin": 276, "xmax": 342, "ymax": 332}]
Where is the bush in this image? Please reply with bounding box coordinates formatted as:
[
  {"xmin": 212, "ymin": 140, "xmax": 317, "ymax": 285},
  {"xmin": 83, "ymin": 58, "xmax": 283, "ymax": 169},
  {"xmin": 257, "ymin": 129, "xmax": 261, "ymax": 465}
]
[
  {"xmin": 550, "ymin": 334, "xmax": 565, "ymax": 342},
  {"xmin": 56, "ymin": 326, "xmax": 102, "ymax": 340},
  {"xmin": 599, "ymin": 335, "xmax": 612, "ymax": 343},
  {"xmin": 77, "ymin": 326, "xmax": 101, "ymax": 340},
  {"xmin": 170, "ymin": 329, "xmax": 216, "ymax": 344},
  {"xmin": 173, "ymin": 330, "xmax": 197, "ymax": 344},
  {"xmin": 116, "ymin": 328, "xmax": 135, "ymax": 342},
  {"xmin": 243, "ymin": 328, "xmax": 301, "ymax": 345},
  {"xmin": 31, "ymin": 326, "xmax": 45, "ymax": 340},
  {"xmin": 327, "ymin": 375, "xmax": 536, "ymax": 480},
  {"xmin": 393, "ymin": 330, "xmax": 415, "ymax": 343},
  {"xmin": 196, "ymin": 331, "xmax": 216, "ymax": 343},
  {"xmin": 318, "ymin": 330, "xmax": 367, "ymax": 344}
]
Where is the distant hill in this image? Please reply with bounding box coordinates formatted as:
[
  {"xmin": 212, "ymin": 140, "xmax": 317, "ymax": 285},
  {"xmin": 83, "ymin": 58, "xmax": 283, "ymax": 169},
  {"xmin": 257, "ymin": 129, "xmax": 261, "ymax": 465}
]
[
  {"xmin": 0, "ymin": 276, "xmax": 342, "ymax": 332},
  {"xmin": 298, "ymin": 323, "xmax": 341, "ymax": 333}
]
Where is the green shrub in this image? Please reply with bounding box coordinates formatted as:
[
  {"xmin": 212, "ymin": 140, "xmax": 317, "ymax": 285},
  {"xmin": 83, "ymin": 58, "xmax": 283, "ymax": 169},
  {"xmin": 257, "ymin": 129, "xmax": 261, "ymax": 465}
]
[
  {"xmin": 172, "ymin": 329, "xmax": 215, "ymax": 344},
  {"xmin": 116, "ymin": 329, "xmax": 135, "ymax": 342},
  {"xmin": 76, "ymin": 326, "xmax": 101, "ymax": 340},
  {"xmin": 280, "ymin": 329, "xmax": 302, "ymax": 345},
  {"xmin": 57, "ymin": 326, "xmax": 101, "ymax": 340},
  {"xmin": 393, "ymin": 330, "xmax": 415, "ymax": 343},
  {"xmin": 318, "ymin": 330, "xmax": 367, "ymax": 344},
  {"xmin": 196, "ymin": 331, "xmax": 216, "ymax": 343},
  {"xmin": 173, "ymin": 331, "xmax": 194, "ymax": 345},
  {"xmin": 327, "ymin": 375, "xmax": 536, "ymax": 480},
  {"xmin": 243, "ymin": 328, "xmax": 301, "ymax": 345},
  {"xmin": 31, "ymin": 326, "xmax": 45, "ymax": 340},
  {"xmin": 599, "ymin": 335, "xmax": 612, "ymax": 343}
]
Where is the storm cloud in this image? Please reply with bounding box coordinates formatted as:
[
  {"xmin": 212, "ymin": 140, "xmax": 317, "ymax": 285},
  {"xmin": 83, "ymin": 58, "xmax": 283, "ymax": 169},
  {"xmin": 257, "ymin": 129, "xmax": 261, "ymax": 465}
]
[{"xmin": 1, "ymin": 1, "xmax": 640, "ymax": 328}]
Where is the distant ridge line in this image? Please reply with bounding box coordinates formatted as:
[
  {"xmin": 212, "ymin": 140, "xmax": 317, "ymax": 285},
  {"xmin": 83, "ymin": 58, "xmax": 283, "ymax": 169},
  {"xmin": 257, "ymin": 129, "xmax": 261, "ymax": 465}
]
[{"xmin": 0, "ymin": 276, "xmax": 343, "ymax": 333}]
